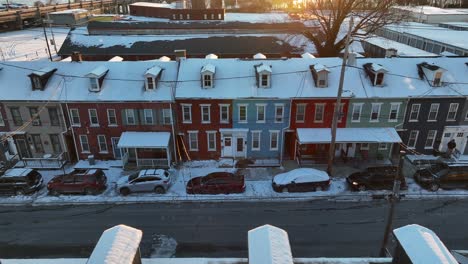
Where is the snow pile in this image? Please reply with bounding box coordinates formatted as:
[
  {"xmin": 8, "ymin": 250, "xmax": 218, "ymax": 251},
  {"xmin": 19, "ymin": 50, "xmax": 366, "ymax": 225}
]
[
  {"xmin": 248, "ymin": 225, "xmax": 293, "ymax": 264},
  {"xmin": 273, "ymin": 168, "xmax": 329, "ymax": 185}
]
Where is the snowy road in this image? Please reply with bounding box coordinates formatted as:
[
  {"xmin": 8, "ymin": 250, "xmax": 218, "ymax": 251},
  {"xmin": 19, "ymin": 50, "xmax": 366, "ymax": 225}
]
[{"xmin": 0, "ymin": 198, "xmax": 467, "ymax": 258}]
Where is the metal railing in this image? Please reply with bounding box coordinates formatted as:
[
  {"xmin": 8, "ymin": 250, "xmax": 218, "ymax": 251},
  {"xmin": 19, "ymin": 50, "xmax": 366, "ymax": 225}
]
[
  {"xmin": 19, "ymin": 152, "xmax": 66, "ymax": 169},
  {"xmin": 136, "ymin": 158, "xmax": 169, "ymax": 168}
]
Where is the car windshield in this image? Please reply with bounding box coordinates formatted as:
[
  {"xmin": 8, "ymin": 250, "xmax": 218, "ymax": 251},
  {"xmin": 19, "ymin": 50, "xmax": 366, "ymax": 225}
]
[{"xmin": 129, "ymin": 173, "xmax": 139, "ymax": 181}]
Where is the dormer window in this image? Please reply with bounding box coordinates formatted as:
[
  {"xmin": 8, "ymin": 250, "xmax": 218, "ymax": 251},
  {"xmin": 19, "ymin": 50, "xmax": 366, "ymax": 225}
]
[
  {"xmin": 433, "ymin": 71, "xmax": 442, "ymax": 86},
  {"xmin": 255, "ymin": 63, "xmax": 272, "ymax": 88},
  {"xmin": 201, "ymin": 64, "xmax": 215, "ymax": 89},
  {"xmin": 417, "ymin": 62, "xmax": 446, "ymax": 87},
  {"xmin": 310, "ymin": 64, "xmax": 330, "ymax": 88},
  {"xmin": 363, "ymin": 63, "xmax": 387, "ymax": 86},
  {"xmin": 86, "ymin": 66, "xmax": 109, "ymax": 92},
  {"xmin": 145, "ymin": 66, "xmax": 162, "ymax": 91},
  {"xmin": 28, "ymin": 67, "xmax": 57, "ymax": 91}
]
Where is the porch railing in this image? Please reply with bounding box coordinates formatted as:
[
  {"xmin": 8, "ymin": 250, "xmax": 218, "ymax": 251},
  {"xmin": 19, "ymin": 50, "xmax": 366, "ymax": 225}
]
[
  {"xmin": 19, "ymin": 153, "xmax": 66, "ymax": 169},
  {"xmin": 136, "ymin": 158, "xmax": 169, "ymax": 168}
]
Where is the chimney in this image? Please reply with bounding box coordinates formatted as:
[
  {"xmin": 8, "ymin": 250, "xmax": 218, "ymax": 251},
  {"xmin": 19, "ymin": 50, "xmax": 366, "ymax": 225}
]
[
  {"xmin": 385, "ymin": 48, "xmax": 398, "ymax": 58},
  {"xmin": 347, "ymin": 52, "xmax": 357, "ymax": 66},
  {"xmin": 174, "ymin": 49, "xmax": 187, "ymax": 61},
  {"xmin": 71, "ymin": 51, "xmax": 82, "ymax": 62}
]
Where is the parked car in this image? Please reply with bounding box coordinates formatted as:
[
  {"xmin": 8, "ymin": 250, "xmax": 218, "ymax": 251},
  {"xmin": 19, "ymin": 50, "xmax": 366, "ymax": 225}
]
[
  {"xmin": 413, "ymin": 163, "xmax": 468, "ymax": 191},
  {"xmin": 186, "ymin": 172, "xmax": 245, "ymax": 194},
  {"xmin": 272, "ymin": 168, "xmax": 330, "ymax": 193},
  {"xmin": 347, "ymin": 166, "xmax": 406, "ymax": 191},
  {"xmin": 117, "ymin": 169, "xmax": 171, "ymax": 196},
  {"xmin": 47, "ymin": 168, "xmax": 107, "ymax": 195},
  {"xmin": 0, "ymin": 168, "xmax": 43, "ymax": 195}
]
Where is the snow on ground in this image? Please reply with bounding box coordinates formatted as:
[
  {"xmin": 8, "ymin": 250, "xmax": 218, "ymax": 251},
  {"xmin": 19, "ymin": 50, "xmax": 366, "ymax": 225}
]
[{"xmin": 0, "ymin": 27, "xmax": 69, "ymax": 61}]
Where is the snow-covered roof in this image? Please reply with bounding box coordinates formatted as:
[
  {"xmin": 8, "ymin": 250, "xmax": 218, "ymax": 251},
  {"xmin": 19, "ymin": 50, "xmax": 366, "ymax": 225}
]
[
  {"xmin": 205, "ymin": 54, "xmax": 218, "ymax": 59},
  {"xmin": 393, "ymin": 5, "xmax": 468, "ymax": 15},
  {"xmin": 369, "ymin": 63, "xmax": 387, "ymax": 72},
  {"xmin": 393, "ymin": 224, "xmax": 458, "ymax": 264},
  {"xmin": 301, "ymin": 52, "xmax": 315, "ymax": 59},
  {"xmin": 86, "ymin": 66, "xmax": 109, "ymax": 78},
  {"xmin": 3, "ymin": 168, "xmax": 33, "ymax": 178},
  {"xmin": 363, "ymin": 36, "xmax": 438, "ymax": 57},
  {"xmin": 50, "ymin": 8, "xmax": 88, "ymax": 15},
  {"xmin": 0, "ymin": 61, "xmax": 177, "ymax": 102},
  {"xmin": 224, "ymin": 12, "xmax": 291, "ymax": 23},
  {"xmin": 159, "ymin": 56, "xmax": 171, "ymax": 61},
  {"xmin": 117, "ymin": 132, "xmax": 171, "ymax": 148},
  {"xmin": 248, "ymin": 225, "xmax": 293, "ymax": 264},
  {"xmin": 312, "ymin": 64, "xmax": 329, "ymax": 72},
  {"xmin": 253, "ymin": 53, "xmax": 267, "ymax": 59},
  {"xmin": 31, "ymin": 67, "xmax": 56, "ymax": 77},
  {"xmin": 201, "ymin": 64, "xmax": 216, "ymax": 74},
  {"xmin": 273, "ymin": 168, "xmax": 329, "ymax": 185},
  {"xmin": 297, "ymin": 128, "xmax": 402, "ymax": 144},
  {"xmin": 130, "ymin": 2, "xmax": 176, "ymax": 8},
  {"xmin": 145, "ymin": 66, "xmax": 162, "ymax": 76},
  {"xmin": 108, "ymin": 56, "xmax": 124, "ymax": 62},
  {"xmin": 440, "ymin": 51, "xmax": 458, "ymax": 57},
  {"xmin": 88, "ymin": 225, "xmax": 142, "ymax": 264},
  {"xmin": 255, "ymin": 63, "xmax": 272, "ymax": 74}
]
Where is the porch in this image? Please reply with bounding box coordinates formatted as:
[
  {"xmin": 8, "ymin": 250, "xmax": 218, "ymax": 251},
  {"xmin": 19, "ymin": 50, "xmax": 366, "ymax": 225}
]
[
  {"xmin": 118, "ymin": 132, "xmax": 172, "ymax": 170},
  {"xmin": 16, "ymin": 153, "xmax": 67, "ymax": 169}
]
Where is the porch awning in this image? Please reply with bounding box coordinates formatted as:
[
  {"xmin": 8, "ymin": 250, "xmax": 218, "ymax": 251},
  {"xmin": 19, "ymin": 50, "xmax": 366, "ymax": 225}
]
[
  {"xmin": 297, "ymin": 128, "xmax": 401, "ymax": 144},
  {"xmin": 117, "ymin": 132, "xmax": 170, "ymax": 149}
]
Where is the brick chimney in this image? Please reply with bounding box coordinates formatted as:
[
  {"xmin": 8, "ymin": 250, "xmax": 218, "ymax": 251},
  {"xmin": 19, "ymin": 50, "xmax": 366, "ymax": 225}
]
[
  {"xmin": 71, "ymin": 51, "xmax": 82, "ymax": 62},
  {"xmin": 174, "ymin": 49, "xmax": 187, "ymax": 61}
]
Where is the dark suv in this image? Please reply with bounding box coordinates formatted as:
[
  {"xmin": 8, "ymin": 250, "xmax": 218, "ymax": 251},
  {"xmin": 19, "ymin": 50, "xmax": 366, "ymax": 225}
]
[
  {"xmin": 414, "ymin": 163, "xmax": 468, "ymax": 191},
  {"xmin": 48, "ymin": 168, "xmax": 107, "ymax": 195},
  {"xmin": 347, "ymin": 166, "xmax": 406, "ymax": 191},
  {"xmin": 0, "ymin": 168, "xmax": 43, "ymax": 195}
]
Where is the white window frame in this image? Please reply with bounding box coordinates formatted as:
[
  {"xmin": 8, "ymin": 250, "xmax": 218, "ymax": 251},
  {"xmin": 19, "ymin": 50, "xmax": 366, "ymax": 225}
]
[
  {"xmin": 314, "ymin": 103, "xmax": 325, "ymax": 123},
  {"xmin": 144, "ymin": 109, "xmax": 154, "ymax": 125},
  {"xmin": 370, "ymin": 103, "xmax": 382, "ymax": 122},
  {"xmin": 351, "ymin": 103, "xmax": 363, "ymax": 122},
  {"xmin": 260, "ymin": 74, "xmax": 270, "ymax": 88},
  {"xmin": 269, "ymin": 130, "xmax": 279, "ymax": 151},
  {"xmin": 378, "ymin": 143, "xmax": 387, "ymax": 150},
  {"xmin": 181, "ymin": 104, "xmax": 192, "ymax": 124},
  {"xmin": 97, "ymin": 135, "xmax": 108, "ymax": 153},
  {"xmin": 70, "ymin": 108, "xmax": 80, "ymax": 127},
  {"xmin": 188, "ymin": 131, "xmax": 198, "ymax": 151},
  {"xmin": 89, "ymin": 77, "xmax": 99, "ymax": 91},
  {"xmin": 107, "ymin": 109, "xmax": 117, "ymax": 126},
  {"xmin": 251, "ymin": 130, "xmax": 261, "ymax": 151},
  {"xmin": 447, "ymin": 103, "xmax": 459, "ymax": 121},
  {"xmin": 427, "ymin": 103, "xmax": 439, "ymax": 121},
  {"xmin": 409, "ymin": 104, "xmax": 420, "ymax": 122},
  {"xmin": 219, "ymin": 104, "xmax": 230, "ymax": 124},
  {"xmin": 200, "ymin": 104, "xmax": 211, "ymax": 124},
  {"xmin": 146, "ymin": 76, "xmax": 155, "ymax": 90},
  {"xmin": 407, "ymin": 130, "xmax": 419, "ymax": 149},
  {"xmin": 256, "ymin": 104, "xmax": 266, "ymax": 123},
  {"xmin": 335, "ymin": 103, "xmax": 345, "ymax": 123},
  {"xmin": 88, "ymin": 109, "xmax": 99, "ymax": 126},
  {"xmin": 79, "ymin": 135, "xmax": 90, "ymax": 153},
  {"xmin": 238, "ymin": 104, "xmax": 248, "ymax": 123},
  {"xmin": 296, "ymin": 103, "xmax": 306, "ymax": 123},
  {"xmin": 274, "ymin": 104, "xmax": 284, "ymax": 123},
  {"xmin": 388, "ymin": 103, "xmax": 400, "ymax": 122},
  {"xmin": 125, "ymin": 109, "xmax": 136, "ymax": 125},
  {"xmin": 425, "ymin": 130, "xmax": 437, "ymax": 149},
  {"xmin": 202, "ymin": 74, "xmax": 213, "ymax": 88},
  {"xmin": 162, "ymin": 108, "xmax": 172, "ymax": 124},
  {"xmin": 206, "ymin": 131, "xmax": 216, "ymax": 151}
]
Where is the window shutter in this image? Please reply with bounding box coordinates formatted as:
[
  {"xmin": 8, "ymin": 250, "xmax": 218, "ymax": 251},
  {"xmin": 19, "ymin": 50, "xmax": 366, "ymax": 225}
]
[
  {"xmin": 156, "ymin": 109, "xmax": 163, "ymax": 125},
  {"xmin": 137, "ymin": 109, "xmax": 144, "ymax": 125},
  {"xmin": 121, "ymin": 109, "xmax": 127, "ymax": 126}
]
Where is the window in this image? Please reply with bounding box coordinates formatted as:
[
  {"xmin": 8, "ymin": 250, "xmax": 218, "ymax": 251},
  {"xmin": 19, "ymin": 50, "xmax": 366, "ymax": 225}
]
[
  {"xmin": 318, "ymin": 79, "xmax": 326, "ymax": 86},
  {"xmin": 48, "ymin": 107, "xmax": 60, "ymax": 126},
  {"xmin": 296, "ymin": 104, "xmax": 306, "ymax": 123},
  {"xmin": 90, "ymin": 77, "xmax": 99, "ymax": 91},
  {"xmin": 146, "ymin": 77, "xmax": 155, "ymax": 90},
  {"xmin": 256, "ymin": 104, "xmax": 266, "ymax": 123},
  {"xmin": 270, "ymin": 131, "xmax": 279, "ymax": 150},
  {"xmin": 80, "ymin": 135, "xmax": 90, "ymax": 153},
  {"xmin": 107, "ymin": 109, "xmax": 117, "ymax": 126},
  {"xmin": 219, "ymin": 104, "xmax": 229, "ymax": 123},
  {"xmin": 188, "ymin": 131, "xmax": 198, "ymax": 151},
  {"xmin": 207, "ymin": 131, "xmax": 216, "ymax": 151},
  {"xmin": 201, "ymin": 105, "xmax": 211, "ymax": 123},
  {"xmin": 433, "ymin": 71, "xmax": 442, "ymax": 86},
  {"xmin": 218, "ymin": 13, "xmax": 221, "ymax": 19},
  {"xmin": 89, "ymin": 109, "xmax": 99, "ymax": 126},
  {"xmin": 125, "ymin": 109, "xmax": 136, "ymax": 125},
  {"xmin": 30, "ymin": 134, "xmax": 44, "ymax": 153},
  {"xmin": 352, "ymin": 103, "xmax": 362, "ymax": 122},
  {"xmin": 187, "ymin": 14, "xmax": 190, "ymax": 19},
  {"xmin": 142, "ymin": 109, "xmax": 153, "ymax": 125},
  {"xmin": 252, "ymin": 131, "xmax": 261, "ymax": 151},
  {"xmin": 182, "ymin": 104, "xmax": 192, "ymax": 123},
  {"xmin": 49, "ymin": 134, "xmax": 62, "ymax": 153},
  {"xmin": 407, "ymin": 130, "xmax": 419, "ymax": 148},
  {"xmin": 336, "ymin": 103, "xmax": 345, "ymax": 123},
  {"xmin": 389, "ymin": 103, "xmax": 400, "ymax": 122},
  {"xmin": 427, "ymin": 103, "xmax": 439, "ymax": 121},
  {"xmin": 409, "ymin": 104, "xmax": 420, "ymax": 121},
  {"xmin": 70, "ymin": 109, "xmax": 80, "ymax": 126},
  {"xmin": 10, "ymin": 107, "xmax": 22, "ymax": 126},
  {"xmin": 0, "ymin": 110, "xmax": 4, "ymax": 126},
  {"xmin": 425, "ymin": 130, "xmax": 437, "ymax": 149},
  {"xmin": 32, "ymin": 77, "xmax": 42, "ymax": 90},
  {"xmin": 239, "ymin": 104, "xmax": 247, "ymax": 123},
  {"xmin": 457, "ymin": 132, "xmax": 464, "ymax": 137},
  {"xmin": 378, "ymin": 143, "xmax": 387, "ymax": 150},
  {"xmin": 314, "ymin": 104, "xmax": 324, "ymax": 123},
  {"xmin": 375, "ymin": 72, "xmax": 384, "ymax": 86},
  {"xmin": 370, "ymin": 103, "xmax": 381, "ymax": 122},
  {"xmin": 97, "ymin": 135, "xmax": 108, "ymax": 153},
  {"xmin": 360, "ymin": 143, "xmax": 369, "ymax": 150},
  {"xmin": 203, "ymin": 14, "xmax": 207, "ymax": 20},
  {"xmin": 275, "ymin": 104, "xmax": 284, "ymax": 123},
  {"xmin": 29, "ymin": 107, "xmax": 41, "ymax": 126},
  {"xmin": 179, "ymin": 14, "xmax": 183, "ymax": 19},
  {"xmin": 203, "ymin": 74, "xmax": 212, "ymax": 88},
  {"xmin": 162, "ymin": 109, "xmax": 172, "ymax": 124},
  {"xmin": 261, "ymin": 74, "xmax": 269, "ymax": 87},
  {"xmin": 447, "ymin": 103, "xmax": 458, "ymax": 121}
]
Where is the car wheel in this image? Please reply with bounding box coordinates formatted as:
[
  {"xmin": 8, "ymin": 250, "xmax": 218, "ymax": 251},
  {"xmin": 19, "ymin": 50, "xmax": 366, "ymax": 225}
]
[
  {"xmin": 15, "ymin": 189, "xmax": 24, "ymax": 196},
  {"xmin": 282, "ymin": 187, "xmax": 288, "ymax": 193},
  {"xmin": 358, "ymin": 185, "xmax": 366, "ymax": 191},
  {"xmin": 154, "ymin": 186, "xmax": 166, "ymax": 194},
  {"xmin": 430, "ymin": 183, "xmax": 440, "ymax": 192},
  {"xmin": 120, "ymin": 188, "xmax": 130, "ymax": 196},
  {"xmin": 84, "ymin": 188, "xmax": 95, "ymax": 195},
  {"xmin": 49, "ymin": 190, "xmax": 59, "ymax": 196},
  {"xmin": 315, "ymin": 186, "xmax": 323, "ymax": 192}
]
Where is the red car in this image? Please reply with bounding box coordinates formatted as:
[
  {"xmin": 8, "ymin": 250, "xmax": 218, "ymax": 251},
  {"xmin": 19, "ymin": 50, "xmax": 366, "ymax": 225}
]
[
  {"xmin": 47, "ymin": 168, "xmax": 107, "ymax": 195},
  {"xmin": 186, "ymin": 172, "xmax": 245, "ymax": 194}
]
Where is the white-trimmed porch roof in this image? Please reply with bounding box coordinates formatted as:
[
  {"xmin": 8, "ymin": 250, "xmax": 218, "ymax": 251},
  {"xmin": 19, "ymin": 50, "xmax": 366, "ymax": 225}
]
[
  {"xmin": 297, "ymin": 128, "xmax": 401, "ymax": 144},
  {"xmin": 117, "ymin": 132, "xmax": 170, "ymax": 148}
]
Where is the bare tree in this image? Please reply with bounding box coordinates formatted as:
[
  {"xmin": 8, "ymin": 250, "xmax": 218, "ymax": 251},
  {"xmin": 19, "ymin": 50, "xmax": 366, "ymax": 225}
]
[{"xmin": 303, "ymin": 0, "xmax": 405, "ymax": 57}]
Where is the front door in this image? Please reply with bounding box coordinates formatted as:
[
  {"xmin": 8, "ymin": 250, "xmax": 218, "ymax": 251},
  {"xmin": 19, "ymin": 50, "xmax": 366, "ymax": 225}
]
[
  {"xmin": 236, "ymin": 137, "xmax": 246, "ymax": 157},
  {"xmin": 222, "ymin": 137, "xmax": 233, "ymax": 157},
  {"xmin": 111, "ymin": 137, "xmax": 122, "ymax": 159},
  {"xmin": 16, "ymin": 139, "xmax": 31, "ymax": 158}
]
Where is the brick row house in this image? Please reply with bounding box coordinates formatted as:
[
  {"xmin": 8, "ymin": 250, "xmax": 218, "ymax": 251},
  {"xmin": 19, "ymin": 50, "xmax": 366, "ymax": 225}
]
[{"xmin": 0, "ymin": 56, "xmax": 467, "ymax": 169}]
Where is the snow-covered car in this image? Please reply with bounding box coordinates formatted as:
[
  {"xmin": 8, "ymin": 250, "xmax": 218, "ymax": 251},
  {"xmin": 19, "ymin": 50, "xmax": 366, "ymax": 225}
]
[
  {"xmin": 272, "ymin": 168, "xmax": 330, "ymax": 193},
  {"xmin": 117, "ymin": 169, "xmax": 171, "ymax": 196}
]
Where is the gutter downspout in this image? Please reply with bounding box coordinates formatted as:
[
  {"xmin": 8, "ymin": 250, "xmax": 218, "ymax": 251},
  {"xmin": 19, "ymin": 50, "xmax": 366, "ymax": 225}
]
[{"xmin": 170, "ymin": 59, "xmax": 182, "ymax": 164}]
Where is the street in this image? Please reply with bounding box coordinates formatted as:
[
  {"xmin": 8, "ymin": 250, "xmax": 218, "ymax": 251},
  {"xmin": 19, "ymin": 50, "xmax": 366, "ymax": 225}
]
[{"xmin": 0, "ymin": 198, "xmax": 466, "ymax": 258}]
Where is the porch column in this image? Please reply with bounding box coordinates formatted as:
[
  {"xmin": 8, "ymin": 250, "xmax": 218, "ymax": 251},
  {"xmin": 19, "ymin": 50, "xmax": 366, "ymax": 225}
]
[
  {"xmin": 135, "ymin": 148, "xmax": 139, "ymax": 168},
  {"xmin": 166, "ymin": 147, "xmax": 170, "ymax": 167}
]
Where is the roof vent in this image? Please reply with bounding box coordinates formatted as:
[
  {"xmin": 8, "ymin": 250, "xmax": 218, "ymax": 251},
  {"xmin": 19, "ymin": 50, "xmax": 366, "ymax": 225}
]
[
  {"xmin": 301, "ymin": 52, "xmax": 315, "ymax": 59},
  {"xmin": 253, "ymin": 53, "xmax": 267, "ymax": 59},
  {"xmin": 205, "ymin": 53, "xmax": 218, "ymax": 59},
  {"xmin": 159, "ymin": 56, "xmax": 171, "ymax": 62}
]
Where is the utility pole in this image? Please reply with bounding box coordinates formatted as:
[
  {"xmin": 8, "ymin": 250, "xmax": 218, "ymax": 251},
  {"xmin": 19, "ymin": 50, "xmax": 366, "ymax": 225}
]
[
  {"xmin": 379, "ymin": 150, "xmax": 406, "ymax": 257},
  {"xmin": 42, "ymin": 18, "xmax": 53, "ymax": 61},
  {"xmin": 46, "ymin": 13, "xmax": 58, "ymax": 54},
  {"xmin": 326, "ymin": 16, "xmax": 354, "ymax": 176}
]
